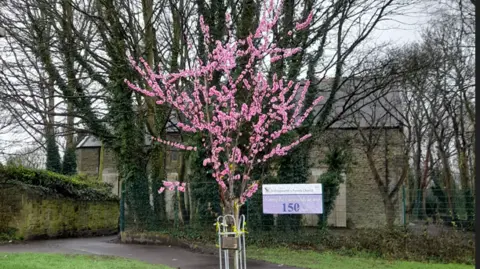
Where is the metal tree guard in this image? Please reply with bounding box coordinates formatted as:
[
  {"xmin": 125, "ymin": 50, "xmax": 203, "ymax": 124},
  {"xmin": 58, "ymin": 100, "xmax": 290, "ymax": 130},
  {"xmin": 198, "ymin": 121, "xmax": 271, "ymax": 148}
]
[{"xmin": 216, "ymin": 214, "xmax": 247, "ymax": 269}]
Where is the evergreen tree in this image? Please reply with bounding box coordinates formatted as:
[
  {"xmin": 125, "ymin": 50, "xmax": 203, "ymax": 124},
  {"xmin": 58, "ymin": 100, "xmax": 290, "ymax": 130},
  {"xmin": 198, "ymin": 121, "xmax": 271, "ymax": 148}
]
[
  {"xmin": 46, "ymin": 134, "xmax": 62, "ymax": 173},
  {"xmin": 317, "ymin": 142, "xmax": 350, "ymax": 227},
  {"xmin": 62, "ymin": 147, "xmax": 77, "ymax": 175}
]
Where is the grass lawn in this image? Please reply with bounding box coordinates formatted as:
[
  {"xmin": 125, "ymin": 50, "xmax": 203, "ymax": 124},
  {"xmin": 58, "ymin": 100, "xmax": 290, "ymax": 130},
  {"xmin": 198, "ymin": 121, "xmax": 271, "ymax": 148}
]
[
  {"xmin": 0, "ymin": 253, "xmax": 173, "ymax": 269},
  {"xmin": 247, "ymin": 247, "xmax": 474, "ymax": 269}
]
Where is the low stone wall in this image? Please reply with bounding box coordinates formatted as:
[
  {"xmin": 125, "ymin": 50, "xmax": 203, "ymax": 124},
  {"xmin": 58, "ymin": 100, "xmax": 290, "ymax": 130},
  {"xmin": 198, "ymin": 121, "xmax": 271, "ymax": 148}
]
[
  {"xmin": 0, "ymin": 185, "xmax": 119, "ymax": 240},
  {"xmin": 120, "ymin": 231, "xmax": 217, "ymax": 255}
]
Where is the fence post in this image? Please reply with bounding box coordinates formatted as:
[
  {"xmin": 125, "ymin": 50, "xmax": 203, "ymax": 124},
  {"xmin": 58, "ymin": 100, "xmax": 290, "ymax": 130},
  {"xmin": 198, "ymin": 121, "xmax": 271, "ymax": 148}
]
[
  {"xmin": 402, "ymin": 185, "xmax": 406, "ymax": 227},
  {"xmin": 120, "ymin": 179, "xmax": 125, "ymax": 233},
  {"xmin": 246, "ymin": 199, "xmax": 249, "ymax": 223}
]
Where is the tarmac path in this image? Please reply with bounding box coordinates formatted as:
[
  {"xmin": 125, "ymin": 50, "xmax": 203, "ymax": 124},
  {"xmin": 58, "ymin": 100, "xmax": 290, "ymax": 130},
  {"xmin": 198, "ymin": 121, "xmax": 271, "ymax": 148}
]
[{"xmin": 0, "ymin": 235, "xmax": 300, "ymax": 269}]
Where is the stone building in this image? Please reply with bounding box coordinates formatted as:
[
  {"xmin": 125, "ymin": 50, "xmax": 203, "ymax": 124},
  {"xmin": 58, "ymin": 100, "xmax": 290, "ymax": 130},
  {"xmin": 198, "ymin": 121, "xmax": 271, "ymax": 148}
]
[
  {"xmin": 76, "ymin": 134, "xmax": 180, "ymax": 197},
  {"xmin": 76, "ymin": 127, "xmax": 182, "ymax": 221},
  {"xmin": 302, "ymin": 78, "xmax": 405, "ymax": 228},
  {"xmin": 76, "ymin": 136, "xmax": 120, "ymax": 195},
  {"xmin": 76, "ymin": 78, "xmax": 405, "ymax": 228}
]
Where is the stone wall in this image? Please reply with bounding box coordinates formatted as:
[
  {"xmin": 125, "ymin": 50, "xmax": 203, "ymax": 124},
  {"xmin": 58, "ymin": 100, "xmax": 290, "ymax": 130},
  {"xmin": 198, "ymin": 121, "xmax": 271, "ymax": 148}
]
[
  {"xmin": 309, "ymin": 128, "xmax": 405, "ymax": 228},
  {"xmin": 76, "ymin": 147, "xmax": 119, "ymax": 196},
  {"xmin": 76, "ymin": 147, "xmax": 99, "ymax": 177},
  {"xmin": 76, "ymin": 148, "xmax": 117, "ymax": 177},
  {"xmin": 0, "ymin": 185, "xmax": 119, "ymax": 240}
]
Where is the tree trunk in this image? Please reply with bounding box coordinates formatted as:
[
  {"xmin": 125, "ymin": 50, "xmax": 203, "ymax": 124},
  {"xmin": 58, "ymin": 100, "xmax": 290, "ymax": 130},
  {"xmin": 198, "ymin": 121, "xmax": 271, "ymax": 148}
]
[
  {"xmin": 436, "ymin": 140, "xmax": 455, "ymax": 218},
  {"xmin": 177, "ymin": 151, "xmax": 189, "ymax": 225},
  {"xmin": 413, "ymin": 132, "xmax": 423, "ymax": 219},
  {"xmin": 458, "ymin": 149, "xmax": 474, "ymax": 221},
  {"xmin": 188, "ymin": 184, "xmax": 195, "ymax": 223},
  {"xmin": 45, "ymin": 79, "xmax": 61, "ymax": 173},
  {"xmin": 222, "ymin": 196, "xmax": 241, "ymax": 228},
  {"xmin": 62, "ymin": 0, "xmax": 77, "ymax": 175},
  {"xmin": 385, "ymin": 199, "xmax": 396, "ymax": 228},
  {"xmin": 221, "ymin": 196, "xmax": 243, "ymax": 269},
  {"xmin": 97, "ymin": 0, "xmax": 153, "ymax": 230},
  {"xmin": 98, "ymin": 141, "xmax": 105, "ymax": 181},
  {"xmin": 421, "ymin": 149, "xmax": 430, "ymax": 218},
  {"xmin": 421, "ymin": 189, "xmax": 427, "ymax": 220},
  {"xmin": 151, "ymin": 143, "xmax": 167, "ymax": 225}
]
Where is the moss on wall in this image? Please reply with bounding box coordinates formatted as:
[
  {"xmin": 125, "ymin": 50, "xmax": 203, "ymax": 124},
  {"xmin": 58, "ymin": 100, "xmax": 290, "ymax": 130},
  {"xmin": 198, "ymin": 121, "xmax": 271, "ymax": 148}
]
[{"xmin": 0, "ymin": 185, "xmax": 119, "ymax": 240}]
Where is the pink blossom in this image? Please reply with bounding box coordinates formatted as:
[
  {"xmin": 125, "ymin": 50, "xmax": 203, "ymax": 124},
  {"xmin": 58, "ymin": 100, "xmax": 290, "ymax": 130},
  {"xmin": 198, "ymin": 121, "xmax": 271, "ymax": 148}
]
[
  {"xmin": 152, "ymin": 136, "xmax": 197, "ymax": 151},
  {"xmin": 160, "ymin": 181, "xmax": 187, "ymax": 193},
  {"xmin": 295, "ymin": 12, "xmax": 313, "ymax": 31},
  {"xmin": 240, "ymin": 182, "xmax": 259, "ymax": 203},
  {"xmin": 163, "ymin": 181, "xmax": 173, "ymax": 187},
  {"xmin": 126, "ymin": 0, "xmax": 318, "ymax": 205}
]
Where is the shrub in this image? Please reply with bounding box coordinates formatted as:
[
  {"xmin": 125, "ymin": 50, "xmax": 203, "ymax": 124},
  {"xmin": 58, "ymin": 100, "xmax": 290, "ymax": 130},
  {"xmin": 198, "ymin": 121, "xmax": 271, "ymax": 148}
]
[
  {"xmin": 134, "ymin": 224, "xmax": 473, "ymax": 265},
  {"xmin": 0, "ymin": 165, "xmax": 116, "ymax": 201},
  {"xmin": 322, "ymin": 227, "xmax": 474, "ymax": 264}
]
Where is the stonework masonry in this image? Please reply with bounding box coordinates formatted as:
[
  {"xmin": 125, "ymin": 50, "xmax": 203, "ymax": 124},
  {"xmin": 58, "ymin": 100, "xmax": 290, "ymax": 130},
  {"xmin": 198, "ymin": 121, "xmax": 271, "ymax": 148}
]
[{"xmin": 309, "ymin": 128, "xmax": 404, "ymax": 228}]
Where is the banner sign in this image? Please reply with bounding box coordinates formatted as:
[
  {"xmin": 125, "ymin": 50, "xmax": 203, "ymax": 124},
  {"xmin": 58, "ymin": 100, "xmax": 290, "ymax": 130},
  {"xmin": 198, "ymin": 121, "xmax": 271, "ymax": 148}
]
[{"xmin": 262, "ymin": 184, "xmax": 323, "ymax": 214}]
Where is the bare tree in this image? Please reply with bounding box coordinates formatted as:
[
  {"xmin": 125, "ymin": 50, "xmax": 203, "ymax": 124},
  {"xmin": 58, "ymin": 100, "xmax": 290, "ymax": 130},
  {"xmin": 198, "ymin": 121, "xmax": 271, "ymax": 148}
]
[
  {"xmin": 381, "ymin": 1, "xmax": 475, "ymax": 223},
  {"xmin": 421, "ymin": 6, "xmax": 475, "ymax": 222},
  {"xmin": 0, "ymin": 0, "xmax": 424, "ymax": 228},
  {"xmin": 5, "ymin": 146, "xmax": 46, "ymax": 169}
]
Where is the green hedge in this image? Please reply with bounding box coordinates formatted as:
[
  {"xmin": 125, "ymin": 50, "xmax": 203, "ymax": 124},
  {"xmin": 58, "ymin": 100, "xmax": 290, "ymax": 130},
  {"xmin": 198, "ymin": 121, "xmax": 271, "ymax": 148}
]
[
  {"xmin": 0, "ymin": 165, "xmax": 116, "ymax": 201},
  {"xmin": 137, "ymin": 226, "xmax": 473, "ymax": 265}
]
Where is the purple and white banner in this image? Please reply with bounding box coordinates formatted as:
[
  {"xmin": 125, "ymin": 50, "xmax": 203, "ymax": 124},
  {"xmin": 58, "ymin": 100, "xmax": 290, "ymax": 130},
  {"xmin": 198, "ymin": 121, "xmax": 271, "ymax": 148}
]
[{"xmin": 262, "ymin": 184, "xmax": 323, "ymax": 214}]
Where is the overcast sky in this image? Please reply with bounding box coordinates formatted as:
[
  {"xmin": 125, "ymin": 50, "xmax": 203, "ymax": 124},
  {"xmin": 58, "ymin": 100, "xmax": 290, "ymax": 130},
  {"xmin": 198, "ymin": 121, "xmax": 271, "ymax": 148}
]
[
  {"xmin": 372, "ymin": 2, "xmax": 434, "ymax": 44},
  {"xmin": 0, "ymin": 1, "xmax": 438, "ymax": 163}
]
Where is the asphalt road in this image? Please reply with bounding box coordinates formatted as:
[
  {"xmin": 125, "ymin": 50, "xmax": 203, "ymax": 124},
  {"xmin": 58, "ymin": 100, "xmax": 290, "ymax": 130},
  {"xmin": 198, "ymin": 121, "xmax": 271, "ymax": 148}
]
[{"xmin": 0, "ymin": 236, "xmax": 299, "ymax": 269}]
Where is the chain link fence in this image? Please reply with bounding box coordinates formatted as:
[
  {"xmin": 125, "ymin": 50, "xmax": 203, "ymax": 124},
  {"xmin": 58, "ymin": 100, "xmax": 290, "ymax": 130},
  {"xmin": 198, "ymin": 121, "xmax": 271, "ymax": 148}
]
[
  {"xmin": 121, "ymin": 181, "xmax": 475, "ymax": 239},
  {"xmin": 118, "ymin": 180, "xmax": 474, "ymax": 264}
]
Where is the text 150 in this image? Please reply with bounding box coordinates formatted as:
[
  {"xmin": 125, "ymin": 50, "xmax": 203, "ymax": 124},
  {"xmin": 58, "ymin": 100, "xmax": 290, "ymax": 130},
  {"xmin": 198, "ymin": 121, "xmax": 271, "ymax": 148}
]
[{"xmin": 282, "ymin": 203, "xmax": 300, "ymax": 212}]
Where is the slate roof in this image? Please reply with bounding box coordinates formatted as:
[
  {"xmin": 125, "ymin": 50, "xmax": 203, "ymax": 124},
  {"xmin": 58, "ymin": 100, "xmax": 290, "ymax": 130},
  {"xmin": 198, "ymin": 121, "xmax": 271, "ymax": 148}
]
[
  {"xmin": 76, "ymin": 113, "xmax": 179, "ymax": 148},
  {"xmin": 309, "ymin": 77, "xmax": 403, "ymax": 129}
]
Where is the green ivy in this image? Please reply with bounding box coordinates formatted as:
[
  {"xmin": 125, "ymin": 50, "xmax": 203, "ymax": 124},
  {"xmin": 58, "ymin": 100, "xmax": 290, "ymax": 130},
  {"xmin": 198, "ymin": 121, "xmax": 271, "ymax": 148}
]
[
  {"xmin": 317, "ymin": 140, "xmax": 351, "ymax": 227},
  {"xmin": 189, "ymin": 134, "xmax": 221, "ymax": 227},
  {"xmin": 0, "ymin": 165, "xmax": 116, "ymax": 201},
  {"xmin": 46, "ymin": 134, "xmax": 62, "ymax": 173},
  {"xmin": 62, "ymin": 147, "xmax": 77, "ymax": 176}
]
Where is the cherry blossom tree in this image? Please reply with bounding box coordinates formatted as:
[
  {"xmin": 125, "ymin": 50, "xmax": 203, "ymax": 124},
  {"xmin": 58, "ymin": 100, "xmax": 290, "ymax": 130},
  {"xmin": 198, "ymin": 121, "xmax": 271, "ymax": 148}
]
[{"xmin": 126, "ymin": 0, "xmax": 321, "ymax": 222}]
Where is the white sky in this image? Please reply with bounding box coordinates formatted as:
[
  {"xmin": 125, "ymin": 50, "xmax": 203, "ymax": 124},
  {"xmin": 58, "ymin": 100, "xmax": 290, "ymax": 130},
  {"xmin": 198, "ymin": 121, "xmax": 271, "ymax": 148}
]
[{"xmin": 373, "ymin": 2, "xmax": 433, "ymax": 43}]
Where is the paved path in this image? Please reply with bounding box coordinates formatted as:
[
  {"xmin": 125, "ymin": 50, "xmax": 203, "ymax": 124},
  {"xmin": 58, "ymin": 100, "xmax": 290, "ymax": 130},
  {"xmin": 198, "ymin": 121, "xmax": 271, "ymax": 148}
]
[{"xmin": 0, "ymin": 236, "xmax": 299, "ymax": 269}]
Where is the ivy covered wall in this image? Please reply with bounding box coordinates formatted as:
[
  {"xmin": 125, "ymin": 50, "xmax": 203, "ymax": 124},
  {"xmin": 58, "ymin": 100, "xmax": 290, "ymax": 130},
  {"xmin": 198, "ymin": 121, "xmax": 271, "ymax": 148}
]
[{"xmin": 0, "ymin": 166, "xmax": 119, "ymax": 240}]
